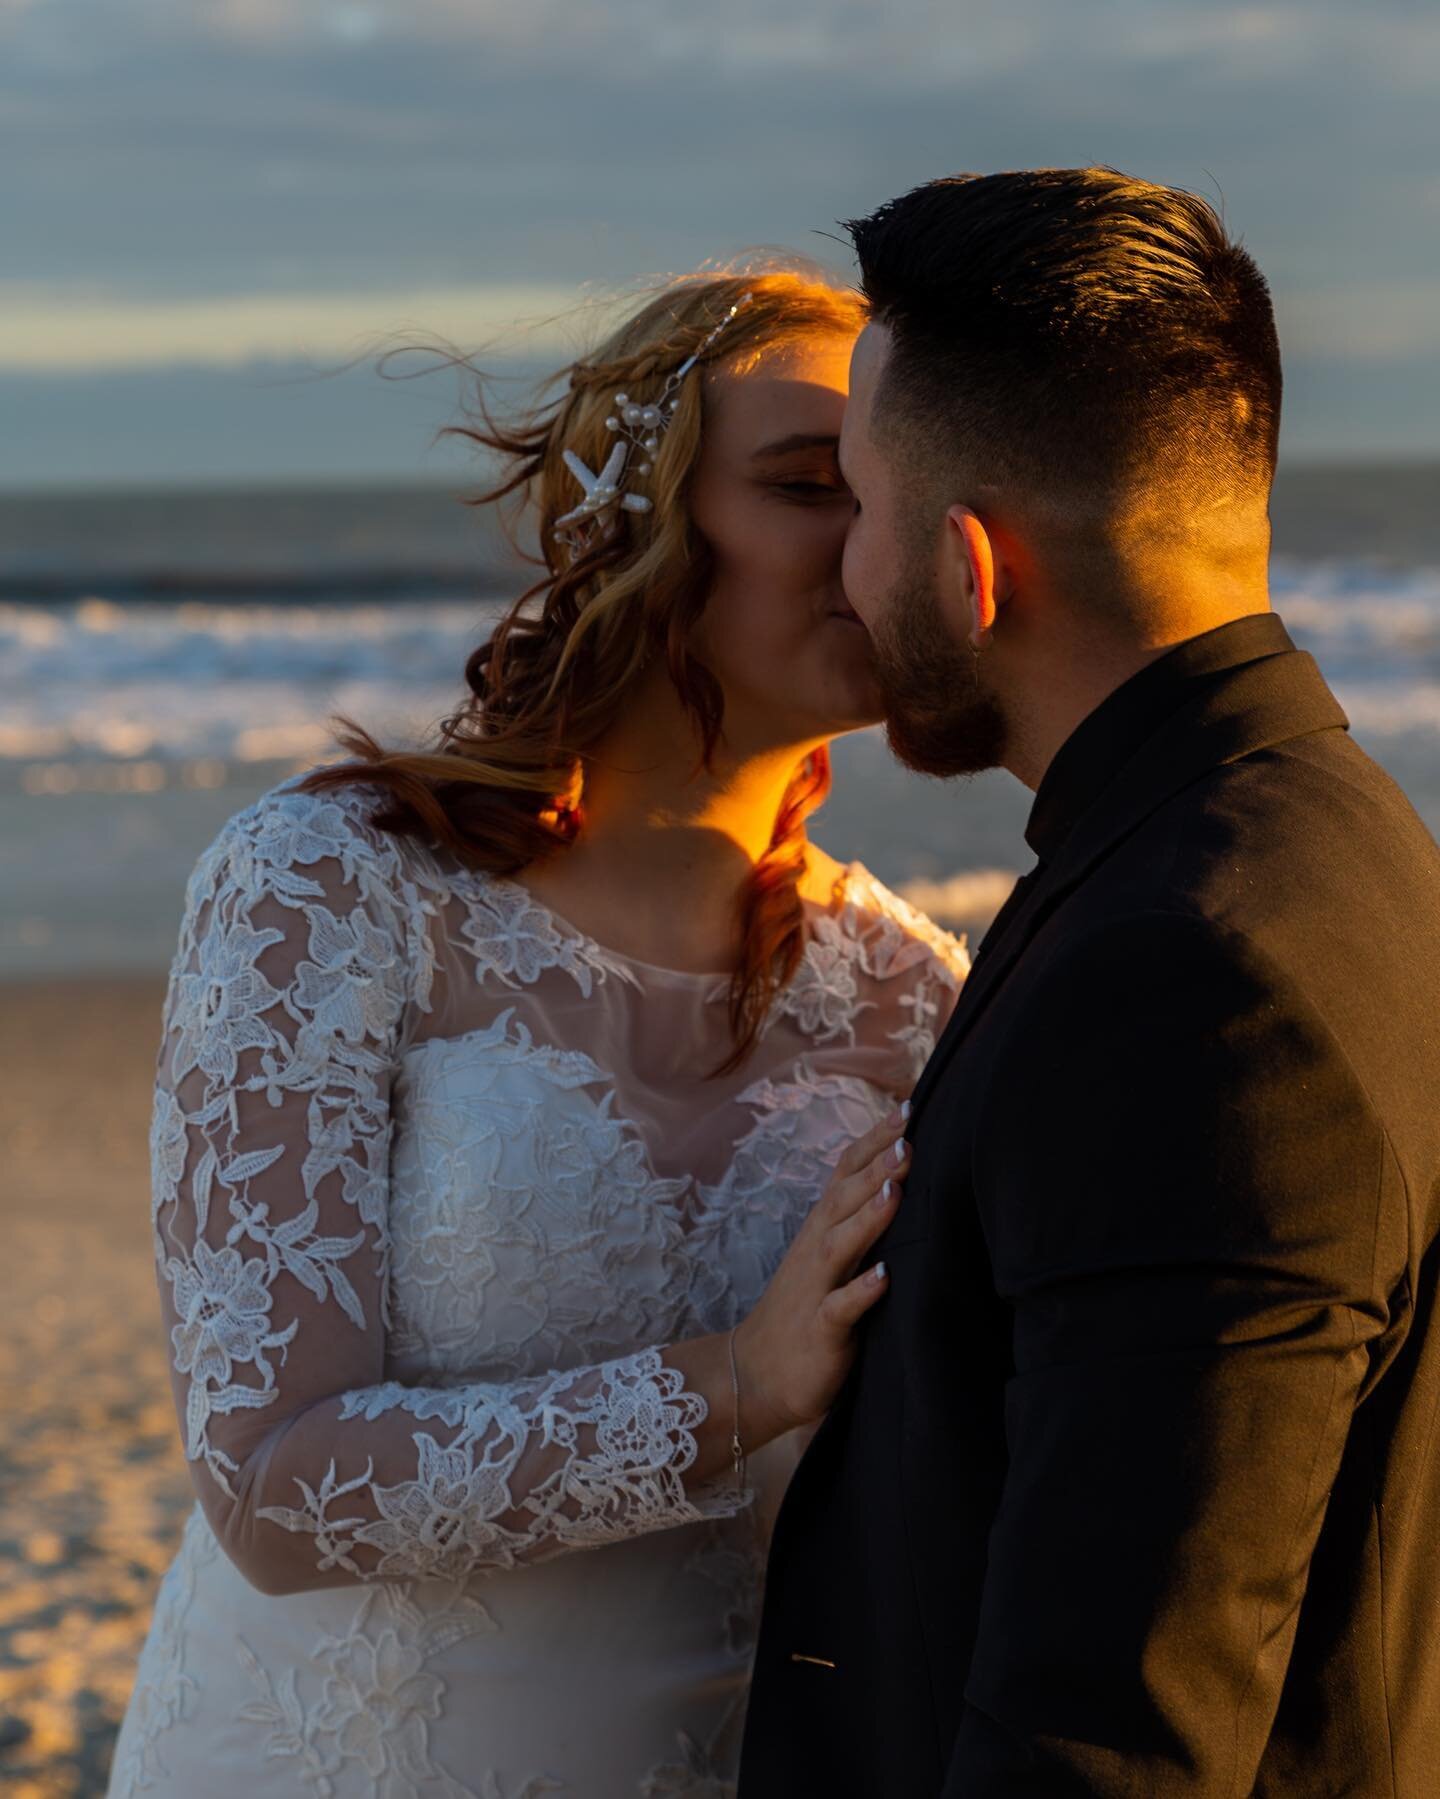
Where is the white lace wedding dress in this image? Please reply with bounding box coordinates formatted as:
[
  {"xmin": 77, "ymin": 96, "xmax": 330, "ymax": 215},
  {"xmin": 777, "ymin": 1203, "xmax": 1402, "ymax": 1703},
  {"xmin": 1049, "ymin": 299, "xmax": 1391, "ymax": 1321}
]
[{"xmin": 106, "ymin": 776, "xmax": 968, "ymax": 1799}]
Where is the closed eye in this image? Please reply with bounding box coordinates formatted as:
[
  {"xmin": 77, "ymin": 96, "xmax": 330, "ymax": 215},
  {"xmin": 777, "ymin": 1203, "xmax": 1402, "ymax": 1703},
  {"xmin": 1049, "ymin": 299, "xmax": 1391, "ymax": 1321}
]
[{"xmin": 768, "ymin": 479, "xmax": 850, "ymax": 503}]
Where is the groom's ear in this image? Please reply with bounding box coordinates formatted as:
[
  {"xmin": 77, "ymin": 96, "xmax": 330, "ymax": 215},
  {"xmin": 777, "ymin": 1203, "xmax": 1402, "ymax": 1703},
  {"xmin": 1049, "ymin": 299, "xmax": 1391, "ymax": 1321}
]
[{"xmin": 943, "ymin": 505, "xmax": 999, "ymax": 649}]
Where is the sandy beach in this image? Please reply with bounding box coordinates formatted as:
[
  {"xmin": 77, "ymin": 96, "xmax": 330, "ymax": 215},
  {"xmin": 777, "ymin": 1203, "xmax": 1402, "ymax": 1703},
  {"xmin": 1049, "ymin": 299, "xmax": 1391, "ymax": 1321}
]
[{"xmin": 0, "ymin": 978, "xmax": 191, "ymax": 1799}]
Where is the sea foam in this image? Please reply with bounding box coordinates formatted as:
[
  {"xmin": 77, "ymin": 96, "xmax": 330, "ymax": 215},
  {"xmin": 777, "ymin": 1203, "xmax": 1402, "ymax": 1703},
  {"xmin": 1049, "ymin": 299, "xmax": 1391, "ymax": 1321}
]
[{"xmin": 3, "ymin": 561, "xmax": 1438, "ymax": 767}]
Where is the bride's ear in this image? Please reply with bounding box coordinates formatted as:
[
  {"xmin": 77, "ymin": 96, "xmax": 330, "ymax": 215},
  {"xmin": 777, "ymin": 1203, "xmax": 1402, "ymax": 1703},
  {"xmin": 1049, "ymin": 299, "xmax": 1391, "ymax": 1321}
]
[{"xmin": 942, "ymin": 505, "xmax": 999, "ymax": 649}]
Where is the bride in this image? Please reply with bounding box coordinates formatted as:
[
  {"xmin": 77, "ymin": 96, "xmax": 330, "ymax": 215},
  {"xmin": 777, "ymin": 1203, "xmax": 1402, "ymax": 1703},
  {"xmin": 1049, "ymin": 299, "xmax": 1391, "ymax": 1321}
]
[{"xmin": 107, "ymin": 267, "xmax": 970, "ymax": 1797}]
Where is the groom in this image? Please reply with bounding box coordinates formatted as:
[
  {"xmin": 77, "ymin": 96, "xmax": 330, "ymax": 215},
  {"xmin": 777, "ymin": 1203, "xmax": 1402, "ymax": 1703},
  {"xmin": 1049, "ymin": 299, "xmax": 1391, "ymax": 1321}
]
[{"xmin": 739, "ymin": 169, "xmax": 1440, "ymax": 1796}]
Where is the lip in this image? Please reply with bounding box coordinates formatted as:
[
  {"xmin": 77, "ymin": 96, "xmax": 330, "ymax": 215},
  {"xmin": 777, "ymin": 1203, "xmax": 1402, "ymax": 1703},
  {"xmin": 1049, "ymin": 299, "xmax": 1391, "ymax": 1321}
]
[{"xmin": 826, "ymin": 600, "xmax": 867, "ymax": 627}]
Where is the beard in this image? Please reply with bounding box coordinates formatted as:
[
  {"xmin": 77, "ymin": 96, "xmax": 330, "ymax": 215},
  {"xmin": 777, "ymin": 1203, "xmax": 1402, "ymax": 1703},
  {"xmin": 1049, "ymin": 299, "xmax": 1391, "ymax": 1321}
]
[{"xmin": 867, "ymin": 559, "xmax": 1008, "ymax": 778}]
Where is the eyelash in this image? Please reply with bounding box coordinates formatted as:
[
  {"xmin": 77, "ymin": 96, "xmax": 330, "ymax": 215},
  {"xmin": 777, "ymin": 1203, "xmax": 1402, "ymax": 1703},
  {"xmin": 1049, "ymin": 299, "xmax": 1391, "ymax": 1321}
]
[{"xmin": 770, "ymin": 480, "xmax": 849, "ymax": 504}]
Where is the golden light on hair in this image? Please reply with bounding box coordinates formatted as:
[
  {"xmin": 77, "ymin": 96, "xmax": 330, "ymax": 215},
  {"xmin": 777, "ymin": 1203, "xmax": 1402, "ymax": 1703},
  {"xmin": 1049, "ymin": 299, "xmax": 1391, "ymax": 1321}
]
[{"xmin": 298, "ymin": 262, "xmax": 864, "ymax": 1070}]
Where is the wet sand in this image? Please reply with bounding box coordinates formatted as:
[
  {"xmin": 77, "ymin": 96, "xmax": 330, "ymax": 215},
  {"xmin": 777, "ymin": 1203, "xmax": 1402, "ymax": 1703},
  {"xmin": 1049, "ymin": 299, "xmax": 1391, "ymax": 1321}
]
[{"xmin": 0, "ymin": 978, "xmax": 190, "ymax": 1799}]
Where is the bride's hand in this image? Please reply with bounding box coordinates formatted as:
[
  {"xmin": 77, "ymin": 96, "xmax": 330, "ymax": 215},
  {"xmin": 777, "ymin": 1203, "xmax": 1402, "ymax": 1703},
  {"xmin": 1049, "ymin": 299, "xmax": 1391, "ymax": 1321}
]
[{"xmin": 733, "ymin": 1105, "xmax": 910, "ymax": 1441}]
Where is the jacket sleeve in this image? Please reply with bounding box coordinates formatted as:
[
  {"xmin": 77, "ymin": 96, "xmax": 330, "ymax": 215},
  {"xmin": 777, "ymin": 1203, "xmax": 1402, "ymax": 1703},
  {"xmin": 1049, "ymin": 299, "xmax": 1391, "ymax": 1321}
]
[{"xmin": 945, "ymin": 909, "xmax": 1402, "ymax": 1796}]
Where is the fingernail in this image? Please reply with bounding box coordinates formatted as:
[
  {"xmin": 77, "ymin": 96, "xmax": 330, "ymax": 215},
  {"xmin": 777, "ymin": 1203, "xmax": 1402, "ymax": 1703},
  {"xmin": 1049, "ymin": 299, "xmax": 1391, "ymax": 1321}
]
[
  {"xmin": 900, "ymin": 1099, "xmax": 912, "ymax": 1121},
  {"xmin": 894, "ymin": 1138, "xmax": 907, "ymax": 1164},
  {"xmin": 876, "ymin": 1178, "xmax": 894, "ymax": 1208},
  {"xmin": 873, "ymin": 1261, "xmax": 888, "ymax": 1283}
]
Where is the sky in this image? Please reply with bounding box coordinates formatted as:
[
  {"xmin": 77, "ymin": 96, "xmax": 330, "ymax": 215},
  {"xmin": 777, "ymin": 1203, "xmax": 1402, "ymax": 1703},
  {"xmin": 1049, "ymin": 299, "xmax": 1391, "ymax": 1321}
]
[{"xmin": 3, "ymin": 0, "xmax": 1438, "ymax": 487}]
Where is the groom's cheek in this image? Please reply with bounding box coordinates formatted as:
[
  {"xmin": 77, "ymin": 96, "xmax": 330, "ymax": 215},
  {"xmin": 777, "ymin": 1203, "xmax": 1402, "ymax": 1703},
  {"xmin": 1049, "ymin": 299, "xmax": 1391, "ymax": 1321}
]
[{"xmin": 841, "ymin": 511, "xmax": 881, "ymax": 625}]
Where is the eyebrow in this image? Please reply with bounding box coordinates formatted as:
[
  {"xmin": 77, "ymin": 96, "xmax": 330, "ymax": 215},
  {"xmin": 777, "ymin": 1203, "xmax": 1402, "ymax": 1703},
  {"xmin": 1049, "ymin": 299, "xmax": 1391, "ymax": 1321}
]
[{"xmin": 749, "ymin": 432, "xmax": 841, "ymax": 460}]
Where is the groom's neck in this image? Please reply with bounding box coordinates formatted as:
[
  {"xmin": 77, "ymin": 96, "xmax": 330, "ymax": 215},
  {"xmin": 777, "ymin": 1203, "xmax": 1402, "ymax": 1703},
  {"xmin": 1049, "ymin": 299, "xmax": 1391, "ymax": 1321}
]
[{"xmin": 997, "ymin": 562, "xmax": 1273, "ymax": 793}]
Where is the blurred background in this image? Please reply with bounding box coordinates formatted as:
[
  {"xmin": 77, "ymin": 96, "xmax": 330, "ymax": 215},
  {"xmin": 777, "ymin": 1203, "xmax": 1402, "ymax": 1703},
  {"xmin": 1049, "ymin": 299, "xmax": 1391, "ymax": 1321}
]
[{"xmin": 2, "ymin": 2, "xmax": 1437, "ymax": 1791}]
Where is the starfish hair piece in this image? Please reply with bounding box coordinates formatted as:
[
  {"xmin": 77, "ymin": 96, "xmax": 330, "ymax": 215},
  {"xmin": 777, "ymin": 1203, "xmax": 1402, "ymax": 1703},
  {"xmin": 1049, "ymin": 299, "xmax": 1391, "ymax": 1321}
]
[{"xmin": 552, "ymin": 292, "xmax": 754, "ymax": 552}]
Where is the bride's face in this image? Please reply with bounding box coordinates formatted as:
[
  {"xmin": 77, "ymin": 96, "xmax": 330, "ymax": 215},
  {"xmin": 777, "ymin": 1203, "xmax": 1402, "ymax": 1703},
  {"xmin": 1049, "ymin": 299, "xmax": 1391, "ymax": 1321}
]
[{"xmin": 685, "ymin": 331, "xmax": 881, "ymax": 751}]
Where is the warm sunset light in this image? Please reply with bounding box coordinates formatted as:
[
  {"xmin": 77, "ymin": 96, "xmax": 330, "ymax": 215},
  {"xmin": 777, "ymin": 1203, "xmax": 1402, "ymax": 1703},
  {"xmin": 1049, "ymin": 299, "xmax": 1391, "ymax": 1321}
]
[{"xmin": 3, "ymin": 2, "xmax": 1437, "ymax": 1794}]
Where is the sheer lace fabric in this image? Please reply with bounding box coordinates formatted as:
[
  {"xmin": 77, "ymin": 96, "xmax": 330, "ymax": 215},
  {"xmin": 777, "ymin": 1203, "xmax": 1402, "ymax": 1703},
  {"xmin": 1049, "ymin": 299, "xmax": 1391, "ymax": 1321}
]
[{"xmin": 108, "ymin": 777, "xmax": 968, "ymax": 1797}]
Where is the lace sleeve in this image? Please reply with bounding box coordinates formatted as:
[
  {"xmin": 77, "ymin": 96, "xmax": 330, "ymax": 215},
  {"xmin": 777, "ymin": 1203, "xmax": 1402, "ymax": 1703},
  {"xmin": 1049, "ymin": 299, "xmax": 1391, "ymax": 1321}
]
[{"xmin": 151, "ymin": 785, "xmax": 741, "ymax": 1596}]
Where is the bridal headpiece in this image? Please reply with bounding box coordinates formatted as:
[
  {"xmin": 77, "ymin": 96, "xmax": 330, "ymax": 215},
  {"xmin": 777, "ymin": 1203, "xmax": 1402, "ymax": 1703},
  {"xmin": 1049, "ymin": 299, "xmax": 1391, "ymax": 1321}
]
[{"xmin": 553, "ymin": 292, "xmax": 754, "ymax": 550}]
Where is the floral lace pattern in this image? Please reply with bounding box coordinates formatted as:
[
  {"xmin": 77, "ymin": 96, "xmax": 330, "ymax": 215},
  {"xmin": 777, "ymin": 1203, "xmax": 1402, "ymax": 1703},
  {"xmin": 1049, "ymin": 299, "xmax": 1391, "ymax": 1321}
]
[
  {"xmin": 237, "ymin": 1581, "xmax": 500, "ymax": 1798},
  {"xmin": 107, "ymin": 1507, "xmax": 216, "ymax": 1797},
  {"xmin": 714, "ymin": 861, "xmax": 968, "ymax": 1079},
  {"xmin": 384, "ymin": 1012, "xmax": 694, "ymax": 1373},
  {"xmin": 113, "ymin": 776, "xmax": 968, "ymax": 1796},
  {"xmin": 457, "ymin": 873, "xmax": 640, "ymax": 997},
  {"xmin": 150, "ymin": 784, "xmax": 737, "ymax": 1588},
  {"xmin": 257, "ymin": 1349, "xmax": 717, "ymax": 1583}
]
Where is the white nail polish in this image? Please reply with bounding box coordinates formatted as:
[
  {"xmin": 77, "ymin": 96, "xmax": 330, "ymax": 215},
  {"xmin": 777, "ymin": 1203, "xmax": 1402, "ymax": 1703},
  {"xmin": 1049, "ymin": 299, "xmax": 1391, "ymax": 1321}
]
[
  {"xmin": 873, "ymin": 1261, "xmax": 888, "ymax": 1282},
  {"xmin": 894, "ymin": 1138, "xmax": 906, "ymax": 1164},
  {"xmin": 878, "ymin": 1178, "xmax": 894, "ymax": 1205},
  {"xmin": 900, "ymin": 1099, "xmax": 912, "ymax": 1121}
]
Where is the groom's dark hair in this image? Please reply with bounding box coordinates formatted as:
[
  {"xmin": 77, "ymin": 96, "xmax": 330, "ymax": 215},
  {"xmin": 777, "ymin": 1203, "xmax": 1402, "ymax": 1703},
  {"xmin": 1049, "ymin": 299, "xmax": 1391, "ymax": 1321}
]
[{"xmin": 846, "ymin": 168, "xmax": 1282, "ymax": 520}]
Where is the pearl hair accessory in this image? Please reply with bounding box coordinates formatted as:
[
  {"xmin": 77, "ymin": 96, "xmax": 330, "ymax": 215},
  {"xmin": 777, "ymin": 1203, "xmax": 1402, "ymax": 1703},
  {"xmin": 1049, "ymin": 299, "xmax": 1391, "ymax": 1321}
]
[{"xmin": 552, "ymin": 292, "xmax": 754, "ymax": 549}]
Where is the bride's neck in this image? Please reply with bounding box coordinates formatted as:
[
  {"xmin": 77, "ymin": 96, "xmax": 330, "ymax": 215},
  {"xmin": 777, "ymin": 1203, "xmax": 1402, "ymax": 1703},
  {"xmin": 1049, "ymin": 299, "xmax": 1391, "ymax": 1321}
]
[{"xmin": 518, "ymin": 680, "xmax": 827, "ymax": 970}]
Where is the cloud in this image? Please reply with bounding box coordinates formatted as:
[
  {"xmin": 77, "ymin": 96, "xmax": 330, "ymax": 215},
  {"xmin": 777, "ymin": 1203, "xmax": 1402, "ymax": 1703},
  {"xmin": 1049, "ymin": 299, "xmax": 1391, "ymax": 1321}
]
[
  {"xmin": 7, "ymin": 272, "xmax": 1430, "ymax": 378},
  {"xmin": 2, "ymin": 0, "xmax": 1435, "ymax": 456},
  {"xmin": 10, "ymin": 0, "xmax": 1439, "ymax": 78},
  {"xmin": 0, "ymin": 282, "xmax": 625, "ymax": 372}
]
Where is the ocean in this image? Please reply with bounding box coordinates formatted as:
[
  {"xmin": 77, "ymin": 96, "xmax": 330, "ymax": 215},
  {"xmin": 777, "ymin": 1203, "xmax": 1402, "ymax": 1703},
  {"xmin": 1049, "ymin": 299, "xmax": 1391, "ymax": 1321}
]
[{"xmin": 2, "ymin": 465, "xmax": 1438, "ymax": 978}]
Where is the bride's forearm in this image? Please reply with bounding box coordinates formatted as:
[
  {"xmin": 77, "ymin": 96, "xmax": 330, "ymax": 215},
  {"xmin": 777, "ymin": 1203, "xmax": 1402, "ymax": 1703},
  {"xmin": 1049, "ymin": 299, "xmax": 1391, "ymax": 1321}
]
[{"xmin": 664, "ymin": 1324, "xmax": 796, "ymax": 1491}]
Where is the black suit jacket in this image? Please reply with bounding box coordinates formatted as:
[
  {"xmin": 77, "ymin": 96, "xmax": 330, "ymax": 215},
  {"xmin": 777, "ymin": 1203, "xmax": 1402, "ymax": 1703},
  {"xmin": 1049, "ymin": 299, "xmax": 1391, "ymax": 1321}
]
[{"xmin": 740, "ymin": 615, "xmax": 1440, "ymax": 1797}]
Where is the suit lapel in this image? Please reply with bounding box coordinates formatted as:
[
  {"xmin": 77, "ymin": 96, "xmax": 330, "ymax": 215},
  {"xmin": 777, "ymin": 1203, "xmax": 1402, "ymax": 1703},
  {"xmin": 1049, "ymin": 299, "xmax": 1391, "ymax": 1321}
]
[
  {"xmin": 907, "ymin": 867, "xmax": 1046, "ymax": 1117},
  {"xmin": 907, "ymin": 649, "xmax": 1347, "ymax": 1125}
]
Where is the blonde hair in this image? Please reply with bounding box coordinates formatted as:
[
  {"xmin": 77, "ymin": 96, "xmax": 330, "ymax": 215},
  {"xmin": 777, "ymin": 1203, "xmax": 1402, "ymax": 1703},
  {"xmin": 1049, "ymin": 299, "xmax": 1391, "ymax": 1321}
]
[{"xmin": 302, "ymin": 264, "xmax": 865, "ymax": 1071}]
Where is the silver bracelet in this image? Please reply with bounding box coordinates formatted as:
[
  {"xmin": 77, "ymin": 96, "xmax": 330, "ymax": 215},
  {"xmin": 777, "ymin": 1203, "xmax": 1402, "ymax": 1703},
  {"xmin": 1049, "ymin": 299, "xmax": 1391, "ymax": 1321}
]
[{"xmin": 727, "ymin": 1324, "xmax": 748, "ymax": 1492}]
